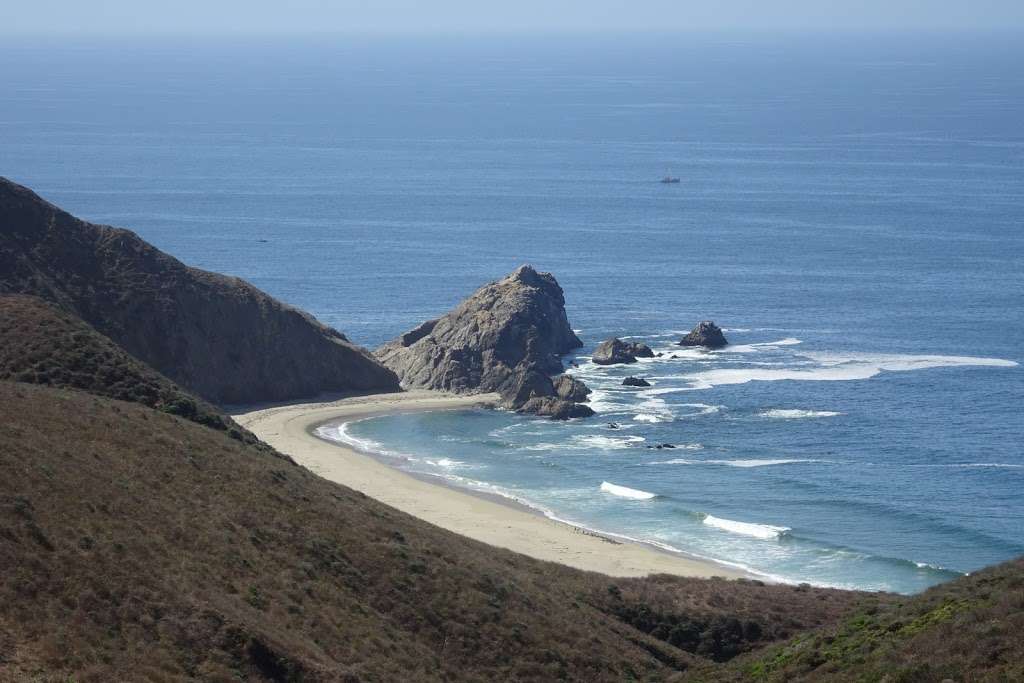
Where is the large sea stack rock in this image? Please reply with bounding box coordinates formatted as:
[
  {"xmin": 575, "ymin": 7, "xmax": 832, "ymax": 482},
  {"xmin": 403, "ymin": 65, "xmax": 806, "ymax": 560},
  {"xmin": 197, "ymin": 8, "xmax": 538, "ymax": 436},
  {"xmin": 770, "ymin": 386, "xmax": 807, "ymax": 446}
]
[
  {"xmin": 592, "ymin": 338, "xmax": 655, "ymax": 365},
  {"xmin": 0, "ymin": 177, "xmax": 400, "ymax": 404},
  {"xmin": 678, "ymin": 321, "xmax": 728, "ymax": 349},
  {"xmin": 377, "ymin": 265, "xmax": 592, "ymax": 418}
]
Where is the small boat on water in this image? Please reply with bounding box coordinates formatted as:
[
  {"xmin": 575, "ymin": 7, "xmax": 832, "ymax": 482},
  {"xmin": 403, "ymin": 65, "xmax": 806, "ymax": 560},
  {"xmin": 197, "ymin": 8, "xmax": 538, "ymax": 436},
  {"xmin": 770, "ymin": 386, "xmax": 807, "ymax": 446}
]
[{"xmin": 660, "ymin": 175, "xmax": 681, "ymax": 184}]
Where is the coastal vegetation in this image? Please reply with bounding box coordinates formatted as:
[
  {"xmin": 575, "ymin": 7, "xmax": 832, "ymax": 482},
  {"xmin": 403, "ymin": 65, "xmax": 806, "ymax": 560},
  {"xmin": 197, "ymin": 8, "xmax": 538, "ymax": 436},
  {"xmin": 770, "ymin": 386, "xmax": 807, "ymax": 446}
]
[
  {"xmin": 0, "ymin": 381, "xmax": 877, "ymax": 681},
  {"xmin": 1, "ymin": 178, "xmax": 1021, "ymax": 681}
]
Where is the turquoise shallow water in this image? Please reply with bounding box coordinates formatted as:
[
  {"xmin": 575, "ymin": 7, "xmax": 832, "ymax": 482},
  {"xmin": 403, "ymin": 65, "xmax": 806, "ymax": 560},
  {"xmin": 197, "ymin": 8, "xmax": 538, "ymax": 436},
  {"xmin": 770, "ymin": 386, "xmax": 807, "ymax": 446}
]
[{"xmin": 3, "ymin": 32, "xmax": 1022, "ymax": 592}]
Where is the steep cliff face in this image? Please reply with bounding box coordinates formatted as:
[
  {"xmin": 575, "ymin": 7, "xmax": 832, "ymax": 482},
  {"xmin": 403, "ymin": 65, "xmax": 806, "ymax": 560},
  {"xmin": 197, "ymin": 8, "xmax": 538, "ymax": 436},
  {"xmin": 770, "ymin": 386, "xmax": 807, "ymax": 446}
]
[
  {"xmin": 376, "ymin": 266, "xmax": 590, "ymax": 417},
  {"xmin": 0, "ymin": 178, "xmax": 399, "ymax": 404}
]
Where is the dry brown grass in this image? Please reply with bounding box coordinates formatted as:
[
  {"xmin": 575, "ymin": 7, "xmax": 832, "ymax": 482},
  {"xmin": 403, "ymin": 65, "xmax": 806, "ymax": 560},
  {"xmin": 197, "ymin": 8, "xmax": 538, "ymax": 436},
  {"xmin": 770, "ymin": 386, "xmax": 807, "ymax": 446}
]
[{"xmin": 0, "ymin": 382, "xmax": 881, "ymax": 682}]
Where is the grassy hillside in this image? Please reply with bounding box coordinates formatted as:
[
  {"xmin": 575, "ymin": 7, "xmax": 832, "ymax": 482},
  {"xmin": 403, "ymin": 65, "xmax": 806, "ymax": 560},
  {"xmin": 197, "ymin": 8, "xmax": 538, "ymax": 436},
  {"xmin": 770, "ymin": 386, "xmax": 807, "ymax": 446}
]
[
  {"xmin": 0, "ymin": 381, "xmax": 879, "ymax": 682},
  {"xmin": 0, "ymin": 294, "xmax": 258, "ymax": 444},
  {"xmin": 704, "ymin": 559, "xmax": 1024, "ymax": 682},
  {"xmin": 0, "ymin": 177, "xmax": 399, "ymax": 404}
]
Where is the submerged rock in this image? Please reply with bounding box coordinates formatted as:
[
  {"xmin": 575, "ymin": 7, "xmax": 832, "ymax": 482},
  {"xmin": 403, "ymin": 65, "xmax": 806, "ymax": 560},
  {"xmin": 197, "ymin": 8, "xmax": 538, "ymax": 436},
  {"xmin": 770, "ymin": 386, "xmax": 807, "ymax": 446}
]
[
  {"xmin": 621, "ymin": 376, "xmax": 651, "ymax": 387},
  {"xmin": 553, "ymin": 374, "xmax": 591, "ymax": 402},
  {"xmin": 678, "ymin": 321, "xmax": 728, "ymax": 349},
  {"xmin": 592, "ymin": 338, "xmax": 655, "ymax": 365},
  {"xmin": 376, "ymin": 265, "xmax": 591, "ymax": 419}
]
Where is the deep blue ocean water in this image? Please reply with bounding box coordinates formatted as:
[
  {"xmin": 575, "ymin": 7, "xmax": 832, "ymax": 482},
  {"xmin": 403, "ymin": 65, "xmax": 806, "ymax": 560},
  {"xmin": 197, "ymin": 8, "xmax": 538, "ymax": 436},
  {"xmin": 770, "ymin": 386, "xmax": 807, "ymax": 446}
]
[{"xmin": 3, "ymin": 33, "xmax": 1022, "ymax": 592}]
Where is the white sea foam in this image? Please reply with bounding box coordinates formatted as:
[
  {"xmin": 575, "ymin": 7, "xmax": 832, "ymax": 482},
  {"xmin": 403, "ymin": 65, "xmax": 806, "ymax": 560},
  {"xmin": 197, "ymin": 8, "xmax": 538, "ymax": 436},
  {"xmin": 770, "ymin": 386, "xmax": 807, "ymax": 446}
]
[
  {"xmin": 805, "ymin": 351, "xmax": 1019, "ymax": 372},
  {"xmin": 630, "ymin": 394, "xmax": 678, "ymax": 422},
  {"xmin": 637, "ymin": 386, "xmax": 692, "ymax": 396},
  {"xmin": 424, "ymin": 458, "xmax": 471, "ymax": 470},
  {"xmin": 524, "ymin": 434, "xmax": 646, "ymax": 451},
  {"xmin": 575, "ymin": 435, "xmax": 646, "ymax": 449},
  {"xmin": 316, "ymin": 421, "xmax": 383, "ymax": 454},
  {"xmin": 536, "ymin": 510, "xmax": 789, "ymax": 583},
  {"xmin": 763, "ymin": 337, "xmax": 803, "ymax": 346},
  {"xmin": 680, "ymin": 352, "xmax": 1017, "ymax": 389},
  {"xmin": 600, "ymin": 481, "xmax": 657, "ymax": 500},
  {"xmin": 315, "ymin": 420, "xmax": 416, "ymax": 461},
  {"xmin": 678, "ymin": 403, "xmax": 722, "ymax": 417},
  {"xmin": 720, "ymin": 338, "xmax": 803, "ymax": 354},
  {"xmin": 709, "ymin": 458, "xmax": 822, "ymax": 468},
  {"xmin": 703, "ymin": 514, "xmax": 790, "ymax": 539},
  {"xmin": 585, "ymin": 389, "xmax": 634, "ymax": 414},
  {"xmin": 760, "ymin": 409, "xmax": 842, "ymax": 419}
]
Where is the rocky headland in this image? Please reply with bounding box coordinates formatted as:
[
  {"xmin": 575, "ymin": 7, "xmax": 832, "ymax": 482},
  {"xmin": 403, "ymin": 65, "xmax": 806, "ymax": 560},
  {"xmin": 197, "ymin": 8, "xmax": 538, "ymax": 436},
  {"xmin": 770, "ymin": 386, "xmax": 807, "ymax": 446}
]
[{"xmin": 377, "ymin": 265, "xmax": 593, "ymax": 418}]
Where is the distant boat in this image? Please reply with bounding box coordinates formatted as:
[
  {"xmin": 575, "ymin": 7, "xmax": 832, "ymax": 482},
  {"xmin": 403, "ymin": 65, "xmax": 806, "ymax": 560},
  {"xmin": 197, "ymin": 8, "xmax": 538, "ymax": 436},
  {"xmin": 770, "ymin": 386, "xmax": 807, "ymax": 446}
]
[{"xmin": 660, "ymin": 175, "xmax": 681, "ymax": 184}]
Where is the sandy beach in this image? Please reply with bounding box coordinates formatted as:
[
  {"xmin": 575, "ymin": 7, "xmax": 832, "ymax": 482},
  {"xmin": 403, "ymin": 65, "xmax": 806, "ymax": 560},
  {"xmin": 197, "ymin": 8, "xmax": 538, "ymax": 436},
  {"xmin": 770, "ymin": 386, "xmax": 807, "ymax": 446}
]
[{"xmin": 234, "ymin": 391, "xmax": 748, "ymax": 579}]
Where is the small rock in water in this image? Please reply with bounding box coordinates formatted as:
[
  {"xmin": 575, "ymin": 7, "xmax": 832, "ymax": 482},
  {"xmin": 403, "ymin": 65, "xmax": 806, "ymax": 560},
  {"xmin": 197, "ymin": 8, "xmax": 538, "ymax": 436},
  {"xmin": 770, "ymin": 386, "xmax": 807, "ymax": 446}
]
[
  {"xmin": 678, "ymin": 321, "xmax": 728, "ymax": 349},
  {"xmin": 607, "ymin": 422, "xmax": 620, "ymax": 430},
  {"xmin": 621, "ymin": 376, "xmax": 651, "ymax": 387},
  {"xmin": 592, "ymin": 338, "xmax": 655, "ymax": 365},
  {"xmin": 517, "ymin": 397, "xmax": 595, "ymax": 420}
]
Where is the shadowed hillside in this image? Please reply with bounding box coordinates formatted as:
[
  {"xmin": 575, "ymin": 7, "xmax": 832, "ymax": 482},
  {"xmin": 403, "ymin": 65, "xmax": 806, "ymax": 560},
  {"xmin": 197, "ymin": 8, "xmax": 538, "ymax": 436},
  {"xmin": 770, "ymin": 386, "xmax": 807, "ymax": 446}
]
[
  {"xmin": 0, "ymin": 177, "xmax": 399, "ymax": 404},
  {"xmin": 0, "ymin": 294, "xmax": 262, "ymax": 445},
  {"xmin": 0, "ymin": 382, "xmax": 879, "ymax": 682}
]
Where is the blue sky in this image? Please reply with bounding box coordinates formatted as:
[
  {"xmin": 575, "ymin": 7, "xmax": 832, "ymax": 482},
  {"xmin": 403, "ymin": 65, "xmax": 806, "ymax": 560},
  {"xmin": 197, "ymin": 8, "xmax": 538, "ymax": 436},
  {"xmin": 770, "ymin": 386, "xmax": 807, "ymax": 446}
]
[{"xmin": 5, "ymin": 0, "xmax": 1024, "ymax": 34}]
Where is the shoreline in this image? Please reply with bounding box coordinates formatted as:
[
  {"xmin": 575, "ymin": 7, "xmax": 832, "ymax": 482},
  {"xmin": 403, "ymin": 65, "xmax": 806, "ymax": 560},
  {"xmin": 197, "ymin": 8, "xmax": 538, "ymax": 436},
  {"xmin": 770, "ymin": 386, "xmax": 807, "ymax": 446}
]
[{"xmin": 234, "ymin": 390, "xmax": 752, "ymax": 580}]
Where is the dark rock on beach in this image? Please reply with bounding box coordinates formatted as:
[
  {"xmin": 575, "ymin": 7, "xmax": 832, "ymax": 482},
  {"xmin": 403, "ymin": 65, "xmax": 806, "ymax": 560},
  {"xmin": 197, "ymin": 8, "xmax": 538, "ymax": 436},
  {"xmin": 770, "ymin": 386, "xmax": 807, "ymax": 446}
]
[
  {"xmin": 678, "ymin": 321, "xmax": 728, "ymax": 349},
  {"xmin": 592, "ymin": 338, "xmax": 655, "ymax": 365},
  {"xmin": 377, "ymin": 265, "xmax": 591, "ymax": 419},
  {"xmin": 0, "ymin": 177, "xmax": 400, "ymax": 404},
  {"xmin": 622, "ymin": 376, "xmax": 651, "ymax": 388}
]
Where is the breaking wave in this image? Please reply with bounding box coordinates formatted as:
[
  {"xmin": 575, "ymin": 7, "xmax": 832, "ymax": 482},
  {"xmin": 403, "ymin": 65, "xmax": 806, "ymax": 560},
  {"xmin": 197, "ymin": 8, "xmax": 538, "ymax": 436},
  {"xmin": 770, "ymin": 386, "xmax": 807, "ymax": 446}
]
[
  {"xmin": 702, "ymin": 514, "xmax": 790, "ymax": 539},
  {"xmin": 600, "ymin": 481, "xmax": 658, "ymax": 500}
]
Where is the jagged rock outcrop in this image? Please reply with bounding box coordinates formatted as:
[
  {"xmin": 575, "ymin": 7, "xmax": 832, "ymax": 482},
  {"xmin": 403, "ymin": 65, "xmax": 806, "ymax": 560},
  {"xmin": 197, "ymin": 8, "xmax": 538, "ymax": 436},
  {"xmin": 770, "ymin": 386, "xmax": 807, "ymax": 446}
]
[
  {"xmin": 592, "ymin": 338, "xmax": 654, "ymax": 365},
  {"xmin": 553, "ymin": 374, "xmax": 591, "ymax": 402},
  {"xmin": 679, "ymin": 321, "xmax": 728, "ymax": 348},
  {"xmin": 377, "ymin": 265, "xmax": 592, "ymax": 418},
  {"xmin": 622, "ymin": 376, "xmax": 651, "ymax": 387},
  {"xmin": 0, "ymin": 177, "xmax": 400, "ymax": 404}
]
